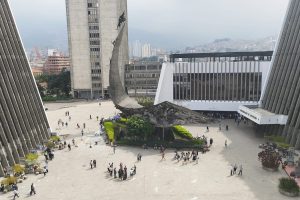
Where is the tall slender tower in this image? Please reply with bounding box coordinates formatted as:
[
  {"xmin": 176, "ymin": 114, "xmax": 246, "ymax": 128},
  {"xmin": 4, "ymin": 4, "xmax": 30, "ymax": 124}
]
[
  {"xmin": 0, "ymin": 0, "xmax": 50, "ymax": 176},
  {"xmin": 66, "ymin": 0, "xmax": 129, "ymax": 99},
  {"xmin": 261, "ymin": 0, "xmax": 300, "ymax": 148}
]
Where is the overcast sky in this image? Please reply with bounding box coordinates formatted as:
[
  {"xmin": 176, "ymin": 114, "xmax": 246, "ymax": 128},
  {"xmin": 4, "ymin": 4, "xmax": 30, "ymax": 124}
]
[{"xmin": 9, "ymin": 0, "xmax": 289, "ymax": 50}]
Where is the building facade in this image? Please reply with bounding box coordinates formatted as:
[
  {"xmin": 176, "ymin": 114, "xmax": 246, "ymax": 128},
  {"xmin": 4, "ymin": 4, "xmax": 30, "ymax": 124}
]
[
  {"xmin": 125, "ymin": 62, "xmax": 162, "ymax": 97},
  {"xmin": 43, "ymin": 50, "xmax": 70, "ymax": 75},
  {"xmin": 66, "ymin": 0, "xmax": 129, "ymax": 99},
  {"xmin": 0, "ymin": 0, "xmax": 50, "ymax": 176},
  {"xmin": 155, "ymin": 51, "xmax": 273, "ymax": 111},
  {"xmin": 238, "ymin": 0, "xmax": 300, "ymax": 148}
]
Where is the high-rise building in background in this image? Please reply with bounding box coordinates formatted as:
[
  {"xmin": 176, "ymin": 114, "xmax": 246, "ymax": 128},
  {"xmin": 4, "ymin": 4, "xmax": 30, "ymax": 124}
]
[
  {"xmin": 142, "ymin": 43, "xmax": 151, "ymax": 58},
  {"xmin": 66, "ymin": 0, "xmax": 129, "ymax": 99},
  {"xmin": 0, "ymin": 0, "xmax": 50, "ymax": 176}
]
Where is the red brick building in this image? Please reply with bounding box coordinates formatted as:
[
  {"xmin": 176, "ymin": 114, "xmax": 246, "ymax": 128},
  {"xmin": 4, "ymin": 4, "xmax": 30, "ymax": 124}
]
[{"xmin": 43, "ymin": 51, "xmax": 70, "ymax": 75}]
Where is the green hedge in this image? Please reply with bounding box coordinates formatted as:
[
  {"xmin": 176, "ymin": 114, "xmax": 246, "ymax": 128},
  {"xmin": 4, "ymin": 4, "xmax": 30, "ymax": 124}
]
[
  {"xmin": 265, "ymin": 135, "xmax": 290, "ymax": 149},
  {"xmin": 104, "ymin": 121, "xmax": 115, "ymax": 141},
  {"xmin": 171, "ymin": 125, "xmax": 193, "ymax": 140},
  {"xmin": 279, "ymin": 178, "xmax": 299, "ymax": 195}
]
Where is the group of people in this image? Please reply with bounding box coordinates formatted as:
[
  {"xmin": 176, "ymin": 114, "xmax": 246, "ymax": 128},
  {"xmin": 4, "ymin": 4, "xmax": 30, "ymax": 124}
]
[
  {"xmin": 174, "ymin": 150, "xmax": 199, "ymax": 164},
  {"xmin": 107, "ymin": 162, "xmax": 137, "ymax": 181},
  {"xmin": 90, "ymin": 160, "xmax": 97, "ymax": 169},
  {"xmin": 230, "ymin": 164, "xmax": 243, "ymax": 176}
]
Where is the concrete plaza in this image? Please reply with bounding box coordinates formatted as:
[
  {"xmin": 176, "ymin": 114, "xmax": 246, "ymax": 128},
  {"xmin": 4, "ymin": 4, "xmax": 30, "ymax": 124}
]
[{"xmin": 1, "ymin": 101, "xmax": 290, "ymax": 200}]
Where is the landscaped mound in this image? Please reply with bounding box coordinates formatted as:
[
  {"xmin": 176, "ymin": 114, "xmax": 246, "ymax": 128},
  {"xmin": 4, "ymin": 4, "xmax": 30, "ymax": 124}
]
[
  {"xmin": 103, "ymin": 115, "xmax": 205, "ymax": 149},
  {"xmin": 279, "ymin": 178, "xmax": 299, "ymax": 197}
]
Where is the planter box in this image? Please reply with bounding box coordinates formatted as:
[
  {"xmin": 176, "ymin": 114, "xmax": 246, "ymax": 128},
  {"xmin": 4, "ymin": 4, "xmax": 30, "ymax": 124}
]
[{"xmin": 279, "ymin": 188, "xmax": 299, "ymax": 197}]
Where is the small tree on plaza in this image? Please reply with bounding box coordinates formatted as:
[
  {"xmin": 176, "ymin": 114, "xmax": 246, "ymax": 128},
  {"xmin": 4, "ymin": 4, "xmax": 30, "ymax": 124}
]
[{"xmin": 258, "ymin": 149, "xmax": 281, "ymax": 169}]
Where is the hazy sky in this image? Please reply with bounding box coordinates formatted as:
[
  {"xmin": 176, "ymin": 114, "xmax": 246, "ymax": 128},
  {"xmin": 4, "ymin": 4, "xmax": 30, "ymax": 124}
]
[{"xmin": 9, "ymin": 0, "xmax": 289, "ymax": 50}]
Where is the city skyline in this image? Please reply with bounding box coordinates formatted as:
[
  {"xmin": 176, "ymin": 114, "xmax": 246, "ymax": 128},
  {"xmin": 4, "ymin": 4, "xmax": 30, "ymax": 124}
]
[{"xmin": 9, "ymin": 0, "xmax": 289, "ymax": 50}]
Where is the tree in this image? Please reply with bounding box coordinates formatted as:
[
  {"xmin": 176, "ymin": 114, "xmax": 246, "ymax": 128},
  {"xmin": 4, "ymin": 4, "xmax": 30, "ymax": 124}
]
[{"xmin": 127, "ymin": 116, "xmax": 154, "ymax": 140}]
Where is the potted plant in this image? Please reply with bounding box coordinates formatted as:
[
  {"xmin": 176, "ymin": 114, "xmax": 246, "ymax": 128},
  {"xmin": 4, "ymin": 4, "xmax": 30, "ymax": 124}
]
[
  {"xmin": 279, "ymin": 178, "xmax": 299, "ymax": 197},
  {"xmin": 258, "ymin": 149, "xmax": 281, "ymax": 171}
]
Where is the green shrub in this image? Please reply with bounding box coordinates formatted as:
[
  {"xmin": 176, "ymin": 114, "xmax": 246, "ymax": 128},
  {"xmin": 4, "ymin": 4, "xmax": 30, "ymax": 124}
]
[
  {"xmin": 25, "ymin": 153, "xmax": 39, "ymax": 162},
  {"xmin": 104, "ymin": 121, "xmax": 115, "ymax": 142},
  {"xmin": 171, "ymin": 125, "xmax": 193, "ymax": 140},
  {"xmin": 45, "ymin": 141, "xmax": 55, "ymax": 149},
  {"xmin": 279, "ymin": 178, "xmax": 299, "ymax": 195},
  {"xmin": 119, "ymin": 117, "xmax": 128, "ymax": 124},
  {"xmin": 50, "ymin": 135, "xmax": 61, "ymax": 142},
  {"xmin": 127, "ymin": 116, "xmax": 154, "ymax": 140},
  {"xmin": 1, "ymin": 176, "xmax": 17, "ymax": 185},
  {"xmin": 265, "ymin": 135, "xmax": 290, "ymax": 149},
  {"xmin": 136, "ymin": 97, "xmax": 154, "ymax": 107},
  {"xmin": 13, "ymin": 164, "xmax": 25, "ymax": 175}
]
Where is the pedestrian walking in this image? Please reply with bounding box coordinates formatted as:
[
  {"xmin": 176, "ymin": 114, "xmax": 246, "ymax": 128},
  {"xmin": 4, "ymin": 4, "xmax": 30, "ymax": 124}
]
[
  {"xmin": 225, "ymin": 140, "xmax": 227, "ymax": 148},
  {"xmin": 206, "ymin": 126, "xmax": 209, "ymax": 132},
  {"xmin": 209, "ymin": 138, "xmax": 213, "ymax": 146},
  {"xmin": 13, "ymin": 189, "xmax": 19, "ymax": 199},
  {"xmin": 238, "ymin": 165, "xmax": 243, "ymax": 176},
  {"xmin": 96, "ymin": 116, "xmax": 99, "ymax": 121},
  {"xmin": 68, "ymin": 144, "xmax": 71, "ymax": 151},
  {"xmin": 72, "ymin": 138, "xmax": 75, "ymax": 145},
  {"xmin": 113, "ymin": 146, "xmax": 116, "ymax": 154},
  {"xmin": 43, "ymin": 167, "xmax": 47, "ymax": 176},
  {"xmin": 90, "ymin": 160, "xmax": 93, "ymax": 169},
  {"xmin": 161, "ymin": 152, "xmax": 166, "ymax": 160},
  {"xmin": 219, "ymin": 124, "xmax": 221, "ymax": 131},
  {"xmin": 30, "ymin": 183, "xmax": 36, "ymax": 195},
  {"xmin": 65, "ymin": 122, "xmax": 68, "ymax": 127},
  {"xmin": 90, "ymin": 115, "xmax": 92, "ymax": 119},
  {"xmin": 69, "ymin": 116, "xmax": 71, "ymax": 121},
  {"xmin": 81, "ymin": 130, "xmax": 84, "ymax": 136},
  {"xmin": 233, "ymin": 164, "xmax": 237, "ymax": 174},
  {"xmin": 93, "ymin": 160, "xmax": 97, "ymax": 168},
  {"xmin": 83, "ymin": 123, "xmax": 86, "ymax": 129},
  {"xmin": 226, "ymin": 125, "xmax": 229, "ymax": 131}
]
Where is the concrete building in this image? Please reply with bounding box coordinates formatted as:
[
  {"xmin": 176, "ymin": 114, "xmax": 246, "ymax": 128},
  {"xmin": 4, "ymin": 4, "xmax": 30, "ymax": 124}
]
[
  {"xmin": 66, "ymin": 0, "xmax": 129, "ymax": 99},
  {"xmin": 125, "ymin": 61, "xmax": 162, "ymax": 97},
  {"xmin": 238, "ymin": 0, "xmax": 300, "ymax": 148},
  {"xmin": 43, "ymin": 50, "xmax": 70, "ymax": 75},
  {"xmin": 155, "ymin": 51, "xmax": 273, "ymax": 111},
  {"xmin": 0, "ymin": 0, "xmax": 50, "ymax": 176}
]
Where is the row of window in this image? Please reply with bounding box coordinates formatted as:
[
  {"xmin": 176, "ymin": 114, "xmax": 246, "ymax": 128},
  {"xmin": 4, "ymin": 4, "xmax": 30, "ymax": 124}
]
[
  {"xmin": 90, "ymin": 40, "xmax": 100, "ymax": 45},
  {"xmin": 90, "ymin": 48, "xmax": 100, "ymax": 52},
  {"xmin": 91, "ymin": 69, "xmax": 101, "ymax": 74},
  {"xmin": 125, "ymin": 73, "xmax": 160, "ymax": 78},
  {"xmin": 89, "ymin": 33, "xmax": 99, "ymax": 38},
  {"xmin": 89, "ymin": 25, "xmax": 99, "ymax": 30}
]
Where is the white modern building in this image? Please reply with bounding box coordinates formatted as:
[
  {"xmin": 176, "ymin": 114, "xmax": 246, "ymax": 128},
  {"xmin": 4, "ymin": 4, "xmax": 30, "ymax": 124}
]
[
  {"xmin": 66, "ymin": 0, "xmax": 129, "ymax": 99},
  {"xmin": 155, "ymin": 51, "xmax": 273, "ymax": 112}
]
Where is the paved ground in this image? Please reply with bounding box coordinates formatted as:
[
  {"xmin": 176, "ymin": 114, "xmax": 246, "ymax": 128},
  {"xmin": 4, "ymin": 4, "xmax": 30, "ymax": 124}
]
[{"xmin": 1, "ymin": 101, "xmax": 291, "ymax": 200}]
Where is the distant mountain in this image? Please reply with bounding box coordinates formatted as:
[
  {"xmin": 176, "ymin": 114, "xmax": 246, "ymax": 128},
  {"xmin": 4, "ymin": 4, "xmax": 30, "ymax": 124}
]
[{"xmin": 183, "ymin": 36, "xmax": 277, "ymax": 53}]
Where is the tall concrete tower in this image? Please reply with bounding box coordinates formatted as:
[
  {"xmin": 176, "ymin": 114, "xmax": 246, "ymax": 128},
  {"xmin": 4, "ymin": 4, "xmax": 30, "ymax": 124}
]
[
  {"xmin": 66, "ymin": 0, "xmax": 129, "ymax": 99},
  {"xmin": 261, "ymin": 0, "xmax": 300, "ymax": 148},
  {"xmin": 0, "ymin": 0, "xmax": 50, "ymax": 176}
]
